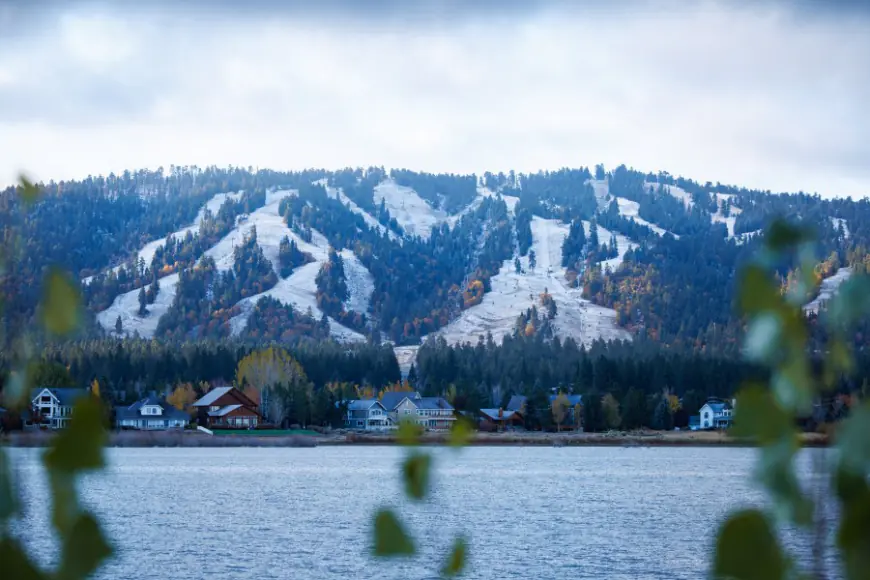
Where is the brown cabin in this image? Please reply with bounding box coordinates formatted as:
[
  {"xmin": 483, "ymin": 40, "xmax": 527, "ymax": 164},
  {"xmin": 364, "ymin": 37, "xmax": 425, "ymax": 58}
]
[{"xmin": 192, "ymin": 386, "xmax": 261, "ymax": 429}]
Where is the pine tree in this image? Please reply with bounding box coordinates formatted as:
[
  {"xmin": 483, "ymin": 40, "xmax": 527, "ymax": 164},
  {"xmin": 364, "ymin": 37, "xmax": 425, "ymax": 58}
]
[
  {"xmin": 528, "ymin": 250, "xmax": 536, "ymax": 270},
  {"xmin": 115, "ymin": 315, "xmax": 123, "ymax": 334},
  {"xmin": 137, "ymin": 286, "xmax": 148, "ymax": 316},
  {"xmin": 514, "ymin": 257, "xmax": 522, "ymax": 274}
]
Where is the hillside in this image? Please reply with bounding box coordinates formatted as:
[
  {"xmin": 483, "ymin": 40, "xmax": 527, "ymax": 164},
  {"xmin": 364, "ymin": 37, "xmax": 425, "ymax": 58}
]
[{"xmin": 2, "ymin": 165, "xmax": 866, "ymax": 365}]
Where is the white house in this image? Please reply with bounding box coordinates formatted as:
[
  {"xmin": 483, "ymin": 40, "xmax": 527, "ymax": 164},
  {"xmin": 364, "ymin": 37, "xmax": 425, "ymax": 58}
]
[
  {"xmin": 381, "ymin": 391, "xmax": 456, "ymax": 430},
  {"xmin": 115, "ymin": 394, "xmax": 190, "ymax": 430},
  {"xmin": 30, "ymin": 387, "xmax": 89, "ymax": 429},
  {"xmin": 345, "ymin": 399, "xmax": 393, "ymax": 430},
  {"xmin": 699, "ymin": 399, "xmax": 735, "ymax": 429}
]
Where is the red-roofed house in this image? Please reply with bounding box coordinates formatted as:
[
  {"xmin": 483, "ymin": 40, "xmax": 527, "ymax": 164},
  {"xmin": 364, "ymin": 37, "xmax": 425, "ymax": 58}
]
[{"xmin": 192, "ymin": 386, "xmax": 262, "ymax": 429}]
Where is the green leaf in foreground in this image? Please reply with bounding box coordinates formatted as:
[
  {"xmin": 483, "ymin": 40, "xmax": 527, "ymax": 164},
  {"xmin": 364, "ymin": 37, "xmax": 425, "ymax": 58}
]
[
  {"xmin": 0, "ymin": 537, "xmax": 45, "ymax": 580},
  {"xmin": 373, "ymin": 509, "xmax": 415, "ymax": 557},
  {"xmin": 44, "ymin": 396, "xmax": 107, "ymax": 473},
  {"xmin": 448, "ymin": 419, "xmax": 474, "ymax": 448},
  {"xmin": 17, "ymin": 175, "xmax": 41, "ymax": 206},
  {"xmin": 834, "ymin": 469, "xmax": 870, "ymax": 580},
  {"xmin": 402, "ymin": 452, "xmax": 431, "ymax": 501},
  {"xmin": 835, "ymin": 403, "xmax": 870, "ymax": 475},
  {"xmin": 732, "ymin": 386, "xmax": 793, "ymax": 444},
  {"xmin": 41, "ymin": 268, "xmax": 81, "ymax": 335},
  {"xmin": 58, "ymin": 513, "xmax": 112, "ymax": 580},
  {"xmin": 713, "ymin": 509, "xmax": 786, "ymax": 580},
  {"xmin": 0, "ymin": 451, "xmax": 18, "ymax": 521},
  {"xmin": 441, "ymin": 536, "xmax": 467, "ymax": 577},
  {"xmin": 397, "ymin": 419, "xmax": 421, "ymax": 446}
]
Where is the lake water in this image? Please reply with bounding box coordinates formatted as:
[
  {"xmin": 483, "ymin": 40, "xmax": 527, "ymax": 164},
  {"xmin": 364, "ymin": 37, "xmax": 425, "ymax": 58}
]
[{"xmin": 8, "ymin": 446, "xmax": 839, "ymax": 579}]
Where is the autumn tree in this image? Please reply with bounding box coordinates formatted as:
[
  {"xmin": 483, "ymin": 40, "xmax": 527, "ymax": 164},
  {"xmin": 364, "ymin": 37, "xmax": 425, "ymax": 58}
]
[
  {"xmin": 551, "ymin": 393, "xmax": 569, "ymax": 432},
  {"xmin": 601, "ymin": 393, "xmax": 621, "ymax": 430},
  {"xmin": 167, "ymin": 383, "xmax": 198, "ymax": 417},
  {"xmin": 236, "ymin": 347, "xmax": 311, "ymax": 426}
]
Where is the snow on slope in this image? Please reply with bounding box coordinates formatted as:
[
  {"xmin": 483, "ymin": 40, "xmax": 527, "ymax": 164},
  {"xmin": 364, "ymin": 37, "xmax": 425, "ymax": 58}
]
[
  {"xmin": 428, "ymin": 216, "xmax": 631, "ymax": 347},
  {"xmin": 587, "ymin": 178, "xmax": 610, "ymax": 209},
  {"xmin": 82, "ymin": 191, "xmax": 243, "ymax": 285},
  {"xmin": 646, "ymin": 182, "xmax": 694, "ymax": 208},
  {"xmin": 201, "ymin": 189, "xmax": 294, "ymax": 272},
  {"xmin": 341, "ymin": 249, "xmax": 374, "ymax": 315},
  {"xmin": 374, "ymin": 179, "xmax": 446, "ymax": 239},
  {"xmin": 393, "ymin": 345, "xmax": 419, "ymax": 376},
  {"xmin": 804, "ymin": 267, "xmax": 853, "ymax": 315},
  {"xmin": 323, "ymin": 183, "xmax": 399, "ymax": 242},
  {"xmin": 583, "ymin": 220, "xmax": 635, "ymax": 271},
  {"xmin": 710, "ymin": 193, "xmax": 742, "ymax": 238},
  {"xmin": 615, "ymin": 197, "xmax": 677, "ymax": 238},
  {"xmin": 96, "ymin": 273, "xmax": 179, "ymax": 338},
  {"xmin": 832, "ymin": 217, "xmax": 850, "ymax": 238}
]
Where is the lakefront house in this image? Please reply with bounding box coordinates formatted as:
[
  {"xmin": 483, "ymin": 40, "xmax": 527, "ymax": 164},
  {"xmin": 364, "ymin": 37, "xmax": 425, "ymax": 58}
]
[
  {"xmin": 115, "ymin": 394, "xmax": 190, "ymax": 430},
  {"xmin": 192, "ymin": 386, "xmax": 262, "ymax": 429},
  {"xmin": 699, "ymin": 399, "xmax": 735, "ymax": 429},
  {"xmin": 345, "ymin": 391, "xmax": 455, "ymax": 431},
  {"xmin": 30, "ymin": 387, "xmax": 90, "ymax": 429}
]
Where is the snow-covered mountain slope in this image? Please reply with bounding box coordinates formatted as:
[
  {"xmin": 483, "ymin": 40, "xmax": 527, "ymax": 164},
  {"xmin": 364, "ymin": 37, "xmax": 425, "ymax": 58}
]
[
  {"xmin": 615, "ymin": 197, "xmax": 677, "ymax": 238},
  {"xmin": 341, "ymin": 249, "xmax": 375, "ymax": 315},
  {"xmin": 587, "ymin": 178, "xmax": 610, "ymax": 208},
  {"xmin": 583, "ymin": 220, "xmax": 635, "ymax": 271},
  {"xmin": 97, "ymin": 273, "xmax": 179, "ymax": 338},
  {"xmin": 374, "ymin": 179, "xmax": 446, "ymax": 239},
  {"xmin": 832, "ymin": 217, "xmax": 850, "ymax": 238},
  {"xmin": 710, "ymin": 193, "xmax": 742, "ymax": 237},
  {"xmin": 646, "ymin": 182, "xmax": 694, "ymax": 208},
  {"xmin": 82, "ymin": 191, "xmax": 243, "ymax": 285},
  {"xmin": 427, "ymin": 216, "xmax": 631, "ymax": 348},
  {"xmin": 804, "ymin": 267, "xmax": 853, "ymax": 315},
  {"xmin": 323, "ymin": 183, "xmax": 400, "ymax": 242}
]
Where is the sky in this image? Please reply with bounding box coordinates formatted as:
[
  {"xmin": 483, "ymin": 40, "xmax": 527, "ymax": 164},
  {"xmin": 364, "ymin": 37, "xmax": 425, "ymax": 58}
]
[{"xmin": 0, "ymin": 1, "xmax": 868, "ymax": 197}]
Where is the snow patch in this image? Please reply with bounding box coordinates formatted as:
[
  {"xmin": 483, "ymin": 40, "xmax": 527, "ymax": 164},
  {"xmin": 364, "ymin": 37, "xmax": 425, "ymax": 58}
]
[
  {"xmin": 832, "ymin": 217, "xmax": 850, "ymax": 238},
  {"xmin": 96, "ymin": 273, "xmax": 179, "ymax": 339},
  {"xmin": 81, "ymin": 191, "xmax": 243, "ymax": 285},
  {"xmin": 340, "ymin": 249, "xmax": 374, "ymax": 315},
  {"xmin": 710, "ymin": 193, "xmax": 742, "ymax": 238},
  {"xmin": 804, "ymin": 267, "xmax": 853, "ymax": 315},
  {"xmin": 428, "ymin": 216, "xmax": 631, "ymax": 347},
  {"xmin": 586, "ymin": 178, "xmax": 610, "ymax": 209},
  {"xmin": 374, "ymin": 179, "xmax": 446, "ymax": 239},
  {"xmin": 646, "ymin": 182, "xmax": 693, "ymax": 208},
  {"xmin": 393, "ymin": 345, "xmax": 419, "ymax": 376},
  {"xmin": 323, "ymin": 183, "xmax": 399, "ymax": 242},
  {"xmin": 583, "ymin": 220, "xmax": 636, "ymax": 271},
  {"xmin": 615, "ymin": 197, "xmax": 677, "ymax": 238}
]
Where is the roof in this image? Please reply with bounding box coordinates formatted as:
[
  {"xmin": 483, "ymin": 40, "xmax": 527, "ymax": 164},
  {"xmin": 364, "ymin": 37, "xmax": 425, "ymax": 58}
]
[
  {"xmin": 207, "ymin": 404, "xmax": 242, "ymax": 417},
  {"xmin": 480, "ymin": 408, "xmax": 518, "ymax": 421},
  {"xmin": 380, "ymin": 391, "xmax": 420, "ymax": 411},
  {"xmin": 31, "ymin": 387, "xmax": 89, "ymax": 406},
  {"xmin": 506, "ymin": 395, "xmax": 527, "ymax": 412},
  {"xmin": 115, "ymin": 396, "xmax": 190, "ymax": 421},
  {"xmin": 348, "ymin": 399, "xmax": 385, "ymax": 411},
  {"xmin": 703, "ymin": 402, "xmax": 729, "ymax": 414},
  {"xmin": 192, "ymin": 387, "xmax": 234, "ymax": 407},
  {"xmin": 416, "ymin": 397, "xmax": 454, "ymax": 411},
  {"xmin": 549, "ymin": 394, "xmax": 583, "ymax": 407}
]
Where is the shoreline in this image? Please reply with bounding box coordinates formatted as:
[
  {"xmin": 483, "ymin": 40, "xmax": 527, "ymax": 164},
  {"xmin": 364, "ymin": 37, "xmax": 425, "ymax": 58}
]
[{"xmin": 1, "ymin": 430, "xmax": 829, "ymax": 448}]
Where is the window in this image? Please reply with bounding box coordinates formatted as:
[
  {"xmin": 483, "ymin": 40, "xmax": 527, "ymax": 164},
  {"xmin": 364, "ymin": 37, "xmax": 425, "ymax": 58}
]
[{"xmin": 404, "ymin": 409, "xmax": 410, "ymax": 415}]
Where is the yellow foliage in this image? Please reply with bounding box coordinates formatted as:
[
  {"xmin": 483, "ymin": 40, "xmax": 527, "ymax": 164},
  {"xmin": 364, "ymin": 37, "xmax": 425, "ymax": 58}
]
[
  {"xmin": 667, "ymin": 394, "xmax": 681, "ymax": 413},
  {"xmin": 167, "ymin": 382, "xmax": 197, "ymax": 415},
  {"xmin": 90, "ymin": 379, "xmax": 100, "ymax": 398}
]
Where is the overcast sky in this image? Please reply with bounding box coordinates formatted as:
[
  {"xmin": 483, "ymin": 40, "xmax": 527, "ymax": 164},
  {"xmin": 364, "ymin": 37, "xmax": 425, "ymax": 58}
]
[{"xmin": 0, "ymin": 1, "xmax": 868, "ymax": 197}]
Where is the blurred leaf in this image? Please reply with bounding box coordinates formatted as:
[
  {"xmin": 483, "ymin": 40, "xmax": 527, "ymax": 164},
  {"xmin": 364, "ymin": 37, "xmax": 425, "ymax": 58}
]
[
  {"xmin": 772, "ymin": 359, "xmax": 813, "ymax": 414},
  {"xmin": 41, "ymin": 268, "xmax": 81, "ymax": 335},
  {"xmin": 0, "ymin": 450, "xmax": 18, "ymax": 521},
  {"xmin": 743, "ymin": 314, "xmax": 780, "ymax": 363},
  {"xmin": 402, "ymin": 452, "xmax": 431, "ymax": 501},
  {"xmin": 758, "ymin": 438, "xmax": 813, "ymax": 526},
  {"xmin": 58, "ymin": 513, "xmax": 112, "ymax": 580},
  {"xmin": 1, "ymin": 368, "xmax": 28, "ymax": 409},
  {"xmin": 836, "ymin": 403, "xmax": 870, "ymax": 475},
  {"xmin": 764, "ymin": 220, "xmax": 814, "ymax": 253},
  {"xmin": 827, "ymin": 275, "xmax": 870, "ymax": 331},
  {"xmin": 713, "ymin": 509, "xmax": 786, "ymax": 580},
  {"xmin": 441, "ymin": 536, "xmax": 467, "ymax": 577},
  {"xmin": 17, "ymin": 175, "xmax": 41, "ymax": 206},
  {"xmin": 826, "ymin": 338, "xmax": 854, "ymax": 382},
  {"xmin": 738, "ymin": 265, "xmax": 781, "ymax": 315},
  {"xmin": 48, "ymin": 471, "xmax": 78, "ymax": 534},
  {"xmin": 373, "ymin": 509, "xmax": 415, "ymax": 557},
  {"xmin": 448, "ymin": 419, "xmax": 473, "ymax": 448},
  {"xmin": 0, "ymin": 537, "xmax": 46, "ymax": 580},
  {"xmin": 397, "ymin": 419, "xmax": 421, "ymax": 446},
  {"xmin": 834, "ymin": 469, "xmax": 870, "ymax": 580},
  {"xmin": 44, "ymin": 396, "xmax": 107, "ymax": 473},
  {"xmin": 732, "ymin": 386, "xmax": 793, "ymax": 444}
]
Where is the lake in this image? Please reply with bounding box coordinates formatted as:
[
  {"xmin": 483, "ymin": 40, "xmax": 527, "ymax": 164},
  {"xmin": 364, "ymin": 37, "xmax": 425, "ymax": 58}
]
[{"xmin": 8, "ymin": 446, "xmax": 839, "ymax": 579}]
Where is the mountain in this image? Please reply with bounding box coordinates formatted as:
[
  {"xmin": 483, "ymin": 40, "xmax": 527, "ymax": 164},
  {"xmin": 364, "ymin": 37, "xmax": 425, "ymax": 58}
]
[{"xmin": 2, "ymin": 165, "xmax": 865, "ymax": 368}]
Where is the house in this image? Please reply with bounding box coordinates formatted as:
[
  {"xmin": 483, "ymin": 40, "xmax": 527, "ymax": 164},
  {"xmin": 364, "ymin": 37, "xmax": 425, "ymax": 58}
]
[
  {"xmin": 549, "ymin": 394, "xmax": 583, "ymax": 426},
  {"xmin": 344, "ymin": 399, "xmax": 393, "ymax": 430},
  {"xmin": 192, "ymin": 386, "xmax": 261, "ymax": 429},
  {"xmin": 30, "ymin": 387, "xmax": 90, "ymax": 429},
  {"xmin": 115, "ymin": 394, "xmax": 190, "ymax": 430},
  {"xmin": 382, "ymin": 391, "xmax": 456, "ymax": 430},
  {"xmin": 699, "ymin": 399, "xmax": 735, "ymax": 429},
  {"xmin": 479, "ymin": 408, "xmax": 523, "ymax": 431}
]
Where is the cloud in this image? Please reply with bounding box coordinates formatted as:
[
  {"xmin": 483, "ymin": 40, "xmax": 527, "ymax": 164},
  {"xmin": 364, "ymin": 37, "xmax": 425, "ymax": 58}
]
[{"xmin": 0, "ymin": 1, "xmax": 868, "ymax": 197}]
